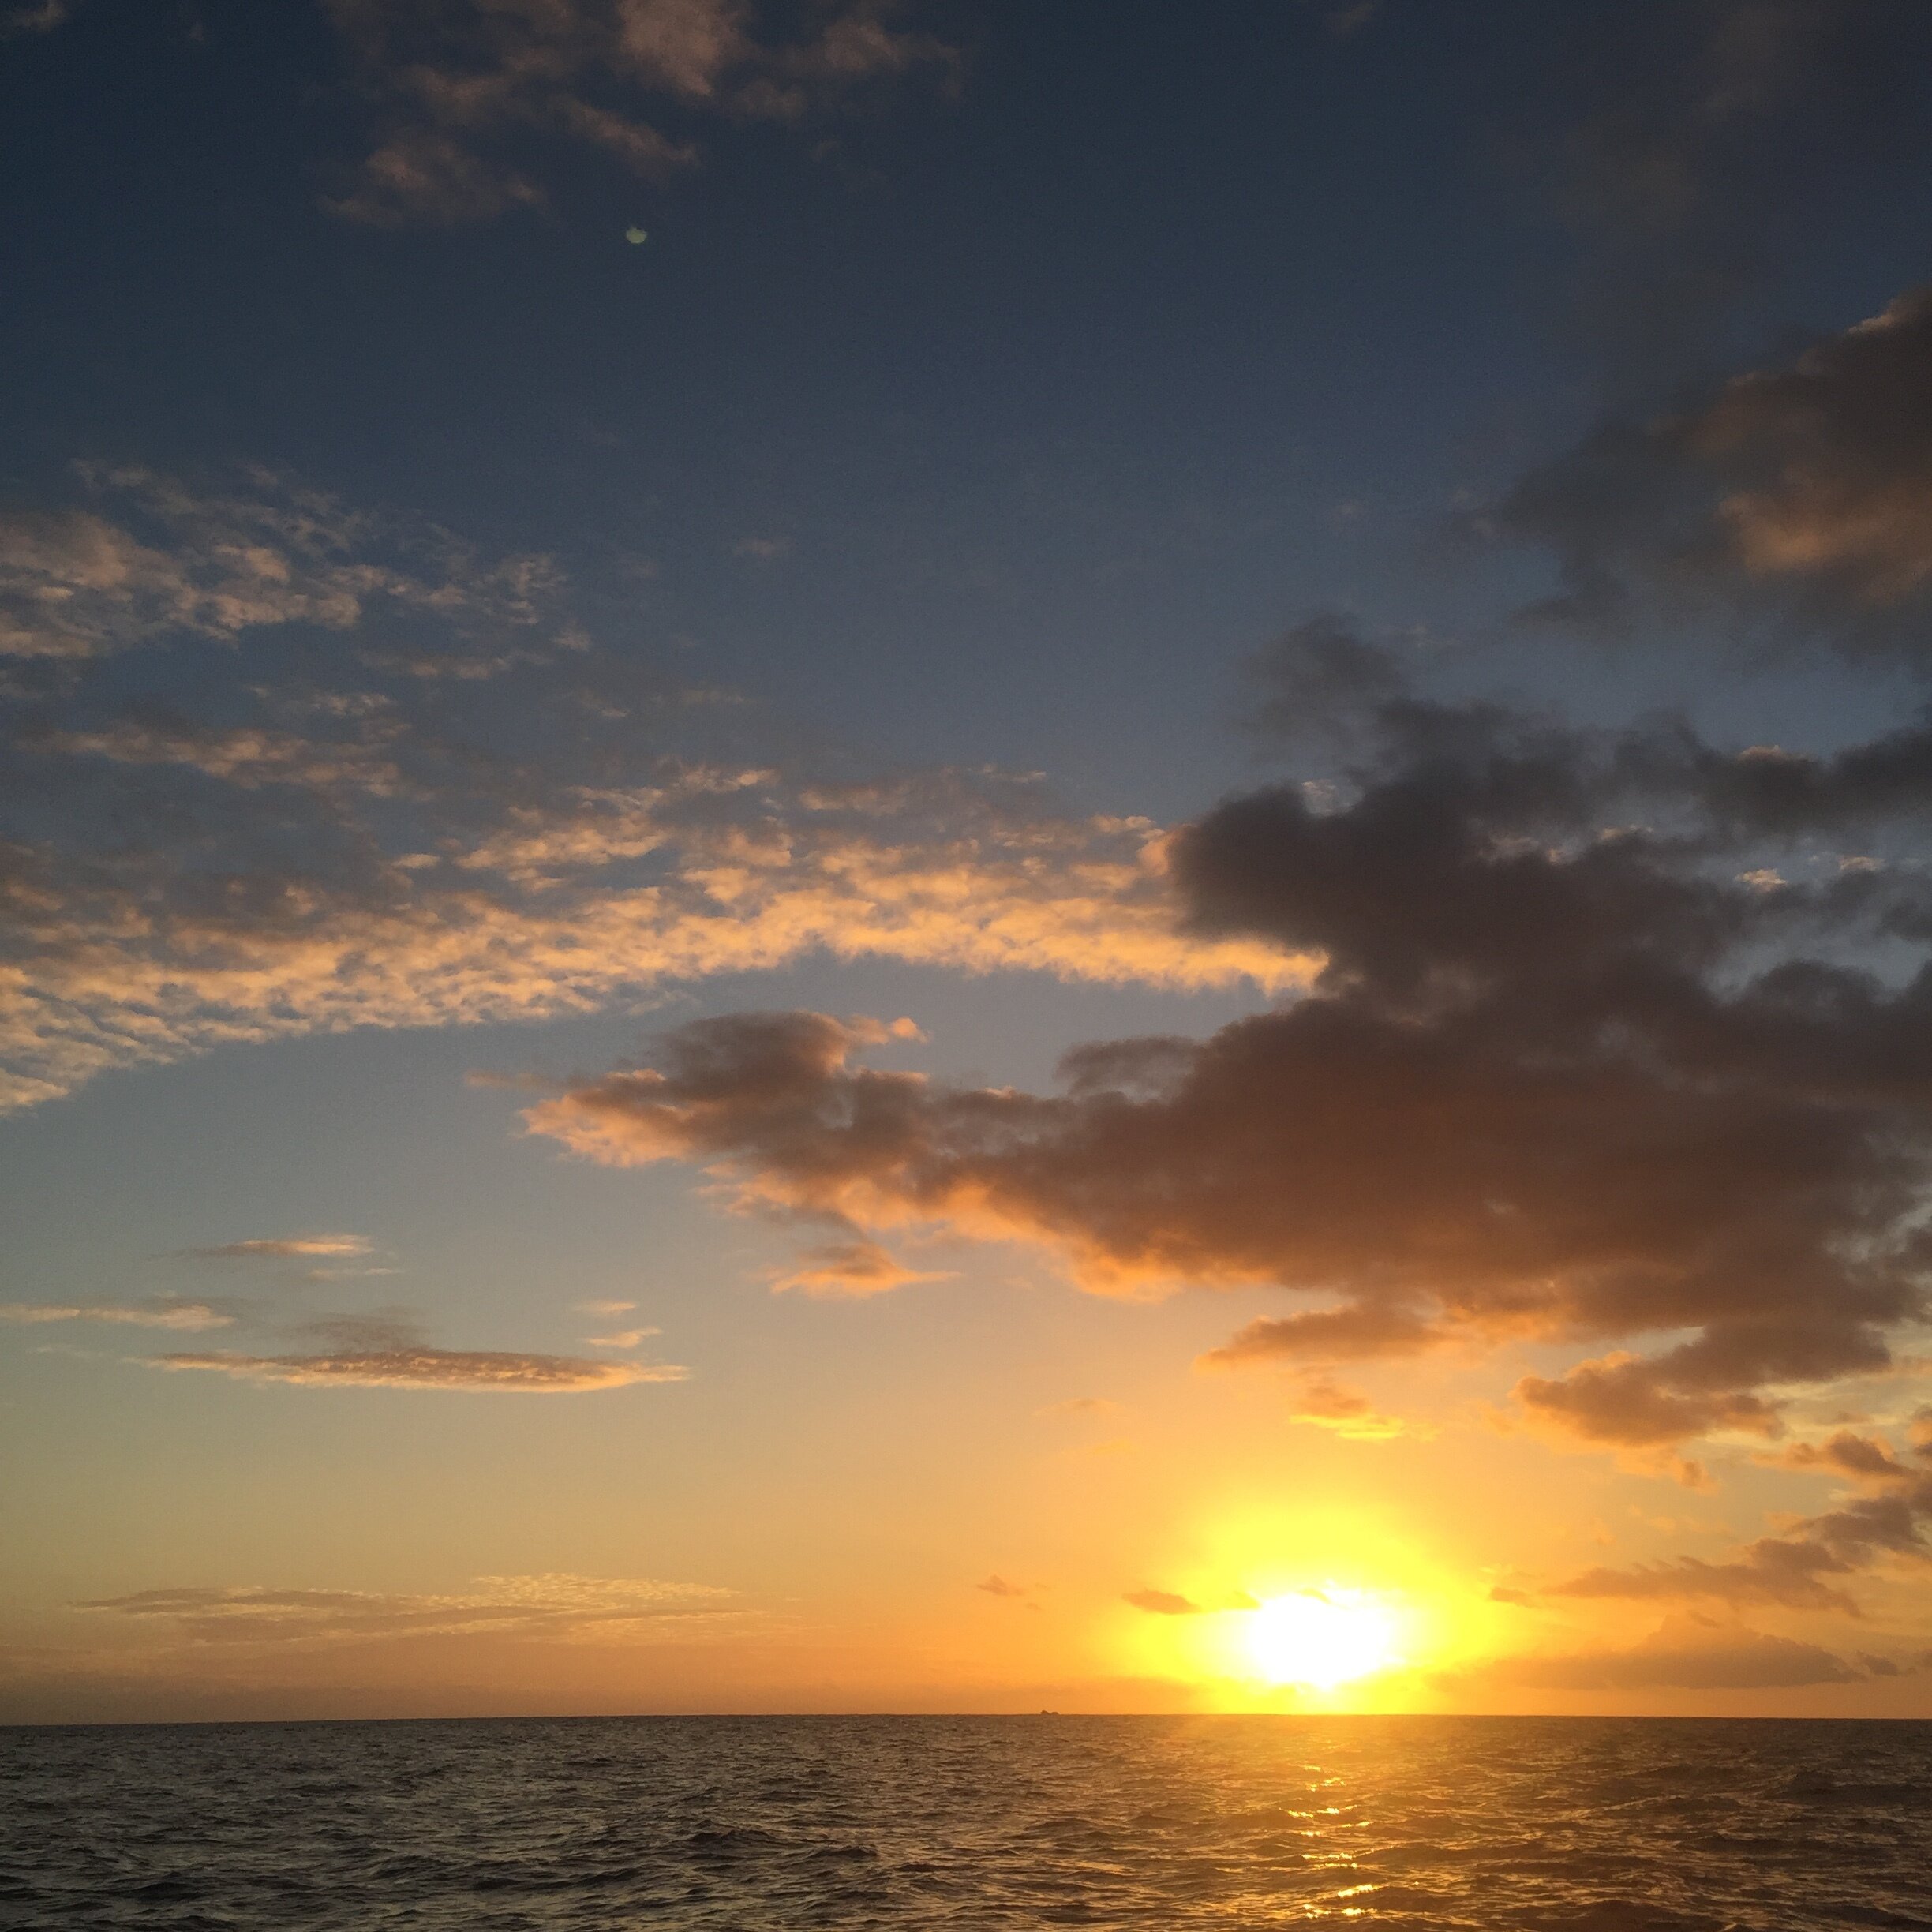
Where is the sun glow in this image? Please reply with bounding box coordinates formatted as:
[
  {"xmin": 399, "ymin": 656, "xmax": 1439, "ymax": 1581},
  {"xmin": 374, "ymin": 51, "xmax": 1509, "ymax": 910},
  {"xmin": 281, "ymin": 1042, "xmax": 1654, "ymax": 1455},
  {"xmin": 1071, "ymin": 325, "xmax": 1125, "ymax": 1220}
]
[{"xmin": 1245, "ymin": 1588, "xmax": 1401, "ymax": 1690}]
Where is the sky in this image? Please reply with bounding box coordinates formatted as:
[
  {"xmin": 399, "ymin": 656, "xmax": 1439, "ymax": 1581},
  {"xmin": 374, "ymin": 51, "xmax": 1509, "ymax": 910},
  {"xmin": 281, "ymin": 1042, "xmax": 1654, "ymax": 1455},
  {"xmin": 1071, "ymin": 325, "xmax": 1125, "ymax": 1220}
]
[{"xmin": 6, "ymin": 0, "xmax": 1932, "ymax": 1722}]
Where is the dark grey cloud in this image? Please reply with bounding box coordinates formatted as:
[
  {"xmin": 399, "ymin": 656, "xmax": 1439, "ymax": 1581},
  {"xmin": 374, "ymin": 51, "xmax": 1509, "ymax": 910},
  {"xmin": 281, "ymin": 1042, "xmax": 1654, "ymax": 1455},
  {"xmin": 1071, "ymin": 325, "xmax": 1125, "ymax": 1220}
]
[
  {"xmin": 527, "ymin": 643, "xmax": 1932, "ymax": 1452},
  {"xmin": 1497, "ymin": 287, "xmax": 1932, "ymax": 657},
  {"xmin": 1507, "ymin": 1, "xmax": 1932, "ymax": 384}
]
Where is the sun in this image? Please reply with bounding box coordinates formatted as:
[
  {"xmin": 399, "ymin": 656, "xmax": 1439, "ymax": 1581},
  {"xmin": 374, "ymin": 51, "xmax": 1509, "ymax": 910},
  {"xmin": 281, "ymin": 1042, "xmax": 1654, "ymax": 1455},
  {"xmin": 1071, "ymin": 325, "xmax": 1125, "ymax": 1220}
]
[{"xmin": 1245, "ymin": 1587, "xmax": 1401, "ymax": 1690}]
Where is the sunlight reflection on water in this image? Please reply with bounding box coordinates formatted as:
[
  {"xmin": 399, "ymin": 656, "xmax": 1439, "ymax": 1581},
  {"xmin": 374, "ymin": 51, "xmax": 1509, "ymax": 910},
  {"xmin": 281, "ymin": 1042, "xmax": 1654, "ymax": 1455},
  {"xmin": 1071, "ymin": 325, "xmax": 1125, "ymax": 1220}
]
[{"xmin": 3, "ymin": 1715, "xmax": 1930, "ymax": 1929}]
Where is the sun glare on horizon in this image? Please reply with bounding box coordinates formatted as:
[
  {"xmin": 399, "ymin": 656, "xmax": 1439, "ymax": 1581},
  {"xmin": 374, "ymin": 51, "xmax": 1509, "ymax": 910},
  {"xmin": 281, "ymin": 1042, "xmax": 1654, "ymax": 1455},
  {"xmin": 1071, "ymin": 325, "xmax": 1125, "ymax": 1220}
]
[{"xmin": 1245, "ymin": 1588, "xmax": 1402, "ymax": 1690}]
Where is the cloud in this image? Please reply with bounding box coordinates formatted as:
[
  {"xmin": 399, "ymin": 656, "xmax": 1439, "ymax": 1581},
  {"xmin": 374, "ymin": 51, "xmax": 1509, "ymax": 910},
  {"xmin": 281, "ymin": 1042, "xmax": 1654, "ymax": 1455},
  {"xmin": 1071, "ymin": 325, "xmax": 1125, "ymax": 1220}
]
[
  {"xmin": 187, "ymin": 1235, "xmax": 373, "ymax": 1260},
  {"xmin": 76, "ymin": 1572, "xmax": 736, "ymax": 1644},
  {"xmin": 1499, "ymin": 286, "xmax": 1932, "ymax": 655},
  {"xmin": 519, "ymin": 642, "xmax": 1932, "ymax": 1451},
  {"xmin": 1470, "ymin": 1616, "xmax": 1867, "ymax": 1691},
  {"xmin": 1550, "ymin": 1470, "xmax": 1931, "ymax": 1614},
  {"xmin": 3, "ymin": 0, "xmax": 71, "ymax": 32},
  {"xmin": 1285, "ymin": 1375, "xmax": 1421, "ymax": 1442},
  {"xmin": 0, "ymin": 464, "xmax": 563, "ymax": 668},
  {"xmin": 320, "ymin": 0, "xmax": 959, "ymax": 227},
  {"xmin": 584, "ymin": 1327, "xmax": 659, "ymax": 1347},
  {"xmin": 1504, "ymin": 2, "xmax": 1932, "ymax": 381},
  {"xmin": 150, "ymin": 1347, "xmax": 687, "ymax": 1391},
  {"xmin": 2, "ymin": 498, "xmax": 1297, "ymax": 1116},
  {"xmin": 0, "ymin": 1301, "xmax": 230, "ymax": 1331},
  {"xmin": 974, "ymin": 1575, "xmax": 1035, "ymax": 1600},
  {"xmin": 1200, "ymin": 1304, "xmax": 1440, "ymax": 1368},
  {"xmin": 1040, "ymin": 1396, "xmax": 1121, "ymax": 1419},
  {"xmin": 575, "ymin": 1298, "xmax": 636, "ymax": 1315},
  {"xmin": 767, "ymin": 1237, "xmax": 952, "ymax": 1297},
  {"xmin": 1123, "ymin": 1589, "xmax": 1204, "ymax": 1616}
]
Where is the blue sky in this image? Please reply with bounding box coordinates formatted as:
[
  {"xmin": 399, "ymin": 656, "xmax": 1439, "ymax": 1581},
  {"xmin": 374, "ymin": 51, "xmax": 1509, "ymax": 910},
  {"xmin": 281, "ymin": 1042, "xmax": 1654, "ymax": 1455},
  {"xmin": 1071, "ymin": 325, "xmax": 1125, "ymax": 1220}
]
[{"xmin": 7, "ymin": 0, "xmax": 1932, "ymax": 1720}]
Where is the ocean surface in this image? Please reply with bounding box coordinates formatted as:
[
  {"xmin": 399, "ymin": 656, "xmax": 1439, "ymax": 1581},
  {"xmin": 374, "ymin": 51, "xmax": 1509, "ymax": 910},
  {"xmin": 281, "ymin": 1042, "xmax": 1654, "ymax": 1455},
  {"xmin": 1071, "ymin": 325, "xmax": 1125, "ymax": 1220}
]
[{"xmin": 2, "ymin": 1716, "xmax": 1929, "ymax": 1930}]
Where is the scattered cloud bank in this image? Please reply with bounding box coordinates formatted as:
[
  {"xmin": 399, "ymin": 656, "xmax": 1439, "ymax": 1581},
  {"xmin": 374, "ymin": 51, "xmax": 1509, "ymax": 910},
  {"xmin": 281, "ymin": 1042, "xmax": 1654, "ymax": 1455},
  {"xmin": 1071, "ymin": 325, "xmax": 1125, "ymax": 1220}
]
[
  {"xmin": 0, "ymin": 466, "xmax": 1298, "ymax": 1115},
  {"xmin": 152, "ymin": 1346, "xmax": 686, "ymax": 1391},
  {"xmin": 0, "ymin": 464, "xmax": 564, "ymax": 669},
  {"xmin": 1547, "ymin": 1418, "xmax": 1932, "ymax": 1614},
  {"xmin": 1464, "ymin": 1617, "xmax": 1877, "ymax": 1693},
  {"xmin": 322, "ymin": 0, "xmax": 959, "ymax": 225},
  {"xmin": 77, "ymin": 1572, "xmax": 736, "ymax": 1644}
]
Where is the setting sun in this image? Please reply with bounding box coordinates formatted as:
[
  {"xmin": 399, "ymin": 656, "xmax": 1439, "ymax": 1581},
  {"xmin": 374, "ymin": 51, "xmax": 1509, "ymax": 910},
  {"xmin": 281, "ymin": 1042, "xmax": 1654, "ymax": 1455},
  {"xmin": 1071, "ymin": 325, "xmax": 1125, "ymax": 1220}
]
[{"xmin": 1245, "ymin": 1589, "xmax": 1401, "ymax": 1690}]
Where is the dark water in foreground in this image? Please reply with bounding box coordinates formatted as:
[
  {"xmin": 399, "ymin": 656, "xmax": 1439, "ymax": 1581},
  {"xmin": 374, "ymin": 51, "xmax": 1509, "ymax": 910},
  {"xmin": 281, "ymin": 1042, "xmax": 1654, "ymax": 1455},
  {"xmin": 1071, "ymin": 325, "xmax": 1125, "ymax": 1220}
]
[{"xmin": 2, "ymin": 1717, "xmax": 1929, "ymax": 1930}]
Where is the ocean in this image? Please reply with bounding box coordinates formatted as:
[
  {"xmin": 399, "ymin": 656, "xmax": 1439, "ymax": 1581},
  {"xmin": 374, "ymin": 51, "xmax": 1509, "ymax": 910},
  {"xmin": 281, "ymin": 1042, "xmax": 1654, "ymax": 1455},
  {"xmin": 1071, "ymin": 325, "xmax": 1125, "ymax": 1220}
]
[{"xmin": 2, "ymin": 1716, "xmax": 1928, "ymax": 1929}]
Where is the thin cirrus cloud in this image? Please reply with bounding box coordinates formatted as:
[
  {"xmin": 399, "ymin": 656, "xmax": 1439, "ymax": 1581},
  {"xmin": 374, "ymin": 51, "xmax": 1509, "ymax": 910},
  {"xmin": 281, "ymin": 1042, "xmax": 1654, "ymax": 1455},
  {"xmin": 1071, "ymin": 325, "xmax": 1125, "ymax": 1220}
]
[
  {"xmin": 187, "ymin": 1235, "xmax": 373, "ymax": 1261},
  {"xmin": 0, "ymin": 1301, "xmax": 230, "ymax": 1331},
  {"xmin": 320, "ymin": 0, "xmax": 960, "ymax": 227},
  {"xmin": 77, "ymin": 1572, "xmax": 738, "ymax": 1644},
  {"xmin": 150, "ymin": 1346, "xmax": 688, "ymax": 1392}
]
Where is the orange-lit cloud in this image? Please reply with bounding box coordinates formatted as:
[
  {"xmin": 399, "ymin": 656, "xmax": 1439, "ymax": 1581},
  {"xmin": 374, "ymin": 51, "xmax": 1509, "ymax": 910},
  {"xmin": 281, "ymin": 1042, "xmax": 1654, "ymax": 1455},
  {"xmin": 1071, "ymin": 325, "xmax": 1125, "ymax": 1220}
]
[
  {"xmin": 0, "ymin": 1301, "xmax": 231, "ymax": 1331},
  {"xmin": 768, "ymin": 1238, "xmax": 953, "ymax": 1298}
]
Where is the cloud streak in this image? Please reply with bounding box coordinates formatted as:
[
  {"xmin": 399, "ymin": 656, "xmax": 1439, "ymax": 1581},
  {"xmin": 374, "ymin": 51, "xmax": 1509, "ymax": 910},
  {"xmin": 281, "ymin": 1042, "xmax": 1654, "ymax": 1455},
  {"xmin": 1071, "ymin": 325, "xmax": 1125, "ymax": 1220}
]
[
  {"xmin": 151, "ymin": 1347, "xmax": 687, "ymax": 1391},
  {"xmin": 0, "ymin": 1302, "xmax": 230, "ymax": 1331},
  {"xmin": 77, "ymin": 1572, "xmax": 736, "ymax": 1644}
]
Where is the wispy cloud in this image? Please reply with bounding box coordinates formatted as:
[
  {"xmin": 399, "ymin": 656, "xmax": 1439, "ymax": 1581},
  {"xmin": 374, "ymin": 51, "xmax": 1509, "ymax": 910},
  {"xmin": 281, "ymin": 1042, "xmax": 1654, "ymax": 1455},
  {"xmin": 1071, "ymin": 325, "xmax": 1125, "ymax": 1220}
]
[
  {"xmin": 77, "ymin": 1571, "xmax": 736, "ymax": 1644},
  {"xmin": 187, "ymin": 1235, "xmax": 373, "ymax": 1261},
  {"xmin": 0, "ymin": 1302, "xmax": 230, "ymax": 1331},
  {"xmin": 322, "ymin": 0, "xmax": 960, "ymax": 227},
  {"xmin": 151, "ymin": 1347, "xmax": 688, "ymax": 1391},
  {"xmin": 767, "ymin": 1238, "xmax": 952, "ymax": 1298}
]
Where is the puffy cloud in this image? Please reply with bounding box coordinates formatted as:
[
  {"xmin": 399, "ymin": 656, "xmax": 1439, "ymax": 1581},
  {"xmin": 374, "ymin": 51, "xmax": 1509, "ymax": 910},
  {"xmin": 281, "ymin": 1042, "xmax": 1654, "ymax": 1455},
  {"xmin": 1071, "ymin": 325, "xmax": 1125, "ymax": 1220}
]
[
  {"xmin": 77, "ymin": 1572, "xmax": 735, "ymax": 1644},
  {"xmin": 1499, "ymin": 286, "xmax": 1932, "ymax": 653},
  {"xmin": 0, "ymin": 1301, "xmax": 230, "ymax": 1331},
  {"xmin": 522, "ymin": 640, "xmax": 1932, "ymax": 1450},
  {"xmin": 321, "ymin": 0, "xmax": 957, "ymax": 226},
  {"xmin": 151, "ymin": 1347, "xmax": 687, "ymax": 1391}
]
